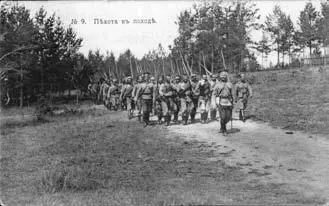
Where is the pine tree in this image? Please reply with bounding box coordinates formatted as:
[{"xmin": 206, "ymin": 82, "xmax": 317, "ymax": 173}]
[{"xmin": 298, "ymin": 2, "xmax": 320, "ymax": 56}]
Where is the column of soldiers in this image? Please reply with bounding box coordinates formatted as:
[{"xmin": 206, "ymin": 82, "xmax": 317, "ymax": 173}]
[{"xmin": 91, "ymin": 71, "xmax": 252, "ymax": 135}]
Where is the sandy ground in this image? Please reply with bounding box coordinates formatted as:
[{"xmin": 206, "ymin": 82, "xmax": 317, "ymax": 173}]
[{"xmin": 164, "ymin": 116, "xmax": 329, "ymax": 203}]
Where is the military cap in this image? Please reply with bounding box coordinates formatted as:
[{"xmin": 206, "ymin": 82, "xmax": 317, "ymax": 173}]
[
  {"xmin": 219, "ymin": 71, "xmax": 228, "ymax": 79},
  {"xmin": 211, "ymin": 74, "xmax": 218, "ymax": 78}
]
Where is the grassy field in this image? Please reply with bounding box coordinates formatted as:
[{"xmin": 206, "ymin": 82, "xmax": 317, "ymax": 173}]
[
  {"xmin": 1, "ymin": 105, "xmax": 325, "ymax": 205},
  {"xmin": 245, "ymin": 66, "xmax": 329, "ymax": 136},
  {"xmin": 1, "ymin": 66, "xmax": 328, "ymax": 205}
]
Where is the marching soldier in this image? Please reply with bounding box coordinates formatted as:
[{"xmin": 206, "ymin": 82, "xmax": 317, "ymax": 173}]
[
  {"xmin": 135, "ymin": 73, "xmax": 155, "ymax": 127},
  {"xmin": 88, "ymin": 80, "xmax": 100, "ymax": 104},
  {"xmin": 119, "ymin": 78, "xmax": 127, "ymax": 110},
  {"xmin": 154, "ymin": 76, "xmax": 164, "ymax": 124},
  {"xmin": 132, "ymin": 75, "xmax": 143, "ymax": 122},
  {"xmin": 190, "ymin": 74, "xmax": 199, "ymax": 123},
  {"xmin": 214, "ymin": 71, "xmax": 233, "ymax": 136},
  {"xmin": 103, "ymin": 79, "xmax": 111, "ymax": 107},
  {"xmin": 120, "ymin": 76, "xmax": 134, "ymax": 119},
  {"xmin": 209, "ymin": 74, "xmax": 218, "ymax": 121},
  {"xmin": 234, "ymin": 73, "xmax": 253, "ymax": 122},
  {"xmin": 98, "ymin": 78, "xmax": 106, "ymax": 104},
  {"xmin": 107, "ymin": 79, "xmax": 120, "ymax": 111},
  {"xmin": 177, "ymin": 74, "xmax": 193, "ymax": 125},
  {"xmin": 171, "ymin": 75, "xmax": 181, "ymax": 123},
  {"xmin": 194, "ymin": 74, "xmax": 211, "ymax": 124},
  {"xmin": 159, "ymin": 75, "xmax": 175, "ymax": 126}
]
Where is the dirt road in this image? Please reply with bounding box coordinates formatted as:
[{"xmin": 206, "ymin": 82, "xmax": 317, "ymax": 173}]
[
  {"xmin": 165, "ymin": 117, "xmax": 329, "ymax": 203},
  {"xmin": 1, "ymin": 105, "xmax": 328, "ymax": 205}
]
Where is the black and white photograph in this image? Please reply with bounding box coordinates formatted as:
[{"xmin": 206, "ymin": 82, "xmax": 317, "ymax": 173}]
[{"xmin": 1, "ymin": 0, "xmax": 329, "ymax": 205}]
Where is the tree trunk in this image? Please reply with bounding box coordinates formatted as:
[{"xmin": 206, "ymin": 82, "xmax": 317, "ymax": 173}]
[
  {"xmin": 282, "ymin": 53, "xmax": 284, "ymax": 68},
  {"xmin": 162, "ymin": 59, "xmax": 165, "ymax": 76},
  {"xmin": 261, "ymin": 52, "xmax": 264, "ymax": 69},
  {"xmin": 211, "ymin": 47, "xmax": 214, "ymax": 74},
  {"xmin": 20, "ymin": 55, "xmax": 23, "ymax": 108},
  {"xmin": 277, "ymin": 42, "xmax": 280, "ymax": 68}
]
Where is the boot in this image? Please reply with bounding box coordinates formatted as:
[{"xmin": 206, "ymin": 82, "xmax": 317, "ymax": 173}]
[
  {"xmin": 222, "ymin": 124, "xmax": 228, "ymax": 136},
  {"xmin": 158, "ymin": 115, "xmax": 163, "ymax": 124},
  {"xmin": 138, "ymin": 114, "xmax": 142, "ymax": 123},
  {"xmin": 204, "ymin": 112, "xmax": 208, "ymax": 123},
  {"xmin": 190, "ymin": 113, "xmax": 196, "ymax": 123},
  {"xmin": 173, "ymin": 112, "xmax": 178, "ymax": 123},
  {"xmin": 128, "ymin": 110, "xmax": 133, "ymax": 120},
  {"xmin": 165, "ymin": 115, "xmax": 171, "ymax": 126},
  {"xmin": 182, "ymin": 115, "xmax": 188, "ymax": 125},
  {"xmin": 200, "ymin": 112, "xmax": 205, "ymax": 124},
  {"xmin": 241, "ymin": 110, "xmax": 246, "ymax": 122},
  {"xmin": 211, "ymin": 110, "xmax": 217, "ymax": 120},
  {"xmin": 143, "ymin": 113, "xmax": 149, "ymax": 127}
]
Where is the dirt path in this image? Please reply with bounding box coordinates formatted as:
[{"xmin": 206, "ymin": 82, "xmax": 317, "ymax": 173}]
[{"xmin": 164, "ymin": 117, "xmax": 329, "ymax": 203}]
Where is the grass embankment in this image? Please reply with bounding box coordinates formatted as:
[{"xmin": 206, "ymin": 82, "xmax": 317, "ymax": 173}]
[
  {"xmin": 246, "ymin": 66, "xmax": 329, "ymax": 136},
  {"xmin": 1, "ymin": 107, "xmax": 324, "ymax": 205}
]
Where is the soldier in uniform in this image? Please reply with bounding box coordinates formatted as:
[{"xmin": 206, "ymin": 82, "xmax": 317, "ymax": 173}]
[
  {"xmin": 194, "ymin": 74, "xmax": 211, "ymax": 123},
  {"xmin": 103, "ymin": 79, "xmax": 111, "ymax": 108},
  {"xmin": 177, "ymin": 74, "xmax": 193, "ymax": 125},
  {"xmin": 132, "ymin": 75, "xmax": 143, "ymax": 122},
  {"xmin": 234, "ymin": 73, "xmax": 252, "ymax": 122},
  {"xmin": 154, "ymin": 76, "xmax": 164, "ymax": 124},
  {"xmin": 171, "ymin": 75, "xmax": 181, "ymax": 123},
  {"xmin": 135, "ymin": 74, "xmax": 155, "ymax": 127},
  {"xmin": 88, "ymin": 80, "xmax": 100, "ymax": 104},
  {"xmin": 159, "ymin": 75, "xmax": 175, "ymax": 126},
  {"xmin": 98, "ymin": 78, "xmax": 106, "ymax": 104},
  {"xmin": 107, "ymin": 79, "xmax": 120, "ymax": 111},
  {"xmin": 189, "ymin": 74, "xmax": 199, "ymax": 123},
  {"xmin": 209, "ymin": 74, "xmax": 219, "ymax": 121},
  {"xmin": 120, "ymin": 76, "xmax": 134, "ymax": 119},
  {"xmin": 214, "ymin": 72, "xmax": 233, "ymax": 135},
  {"xmin": 119, "ymin": 78, "xmax": 127, "ymax": 110}
]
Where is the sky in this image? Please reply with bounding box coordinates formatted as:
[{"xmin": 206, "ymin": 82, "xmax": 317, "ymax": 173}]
[{"xmin": 12, "ymin": 0, "xmax": 324, "ymax": 67}]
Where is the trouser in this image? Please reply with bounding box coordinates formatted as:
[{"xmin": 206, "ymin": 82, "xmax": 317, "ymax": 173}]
[
  {"xmin": 161, "ymin": 98, "xmax": 176, "ymax": 125},
  {"xmin": 142, "ymin": 99, "xmax": 153, "ymax": 125},
  {"xmin": 135, "ymin": 98, "xmax": 142, "ymax": 122},
  {"xmin": 219, "ymin": 105, "xmax": 232, "ymax": 132},
  {"xmin": 190, "ymin": 97, "xmax": 198, "ymax": 121},
  {"xmin": 173, "ymin": 97, "xmax": 180, "ymax": 121},
  {"xmin": 121, "ymin": 97, "xmax": 127, "ymax": 110},
  {"xmin": 110, "ymin": 95, "xmax": 120, "ymax": 110},
  {"xmin": 154, "ymin": 99, "xmax": 163, "ymax": 122},
  {"xmin": 210, "ymin": 94, "xmax": 217, "ymax": 120},
  {"xmin": 180, "ymin": 97, "xmax": 194, "ymax": 123},
  {"xmin": 126, "ymin": 97, "xmax": 135, "ymax": 119},
  {"xmin": 199, "ymin": 97, "xmax": 210, "ymax": 121},
  {"xmin": 236, "ymin": 98, "xmax": 248, "ymax": 120}
]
